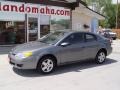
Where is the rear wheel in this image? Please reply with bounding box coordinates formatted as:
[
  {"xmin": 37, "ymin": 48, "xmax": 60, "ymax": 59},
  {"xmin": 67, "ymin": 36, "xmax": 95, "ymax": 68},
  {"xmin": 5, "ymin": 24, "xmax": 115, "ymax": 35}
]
[
  {"xmin": 37, "ymin": 56, "xmax": 56, "ymax": 74},
  {"xmin": 95, "ymin": 51, "xmax": 106, "ymax": 64}
]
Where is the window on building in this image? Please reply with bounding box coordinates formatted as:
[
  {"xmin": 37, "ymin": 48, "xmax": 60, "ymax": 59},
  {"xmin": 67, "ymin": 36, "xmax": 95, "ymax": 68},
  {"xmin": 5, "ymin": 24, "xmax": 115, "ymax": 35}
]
[{"xmin": 0, "ymin": 21, "xmax": 25, "ymax": 45}]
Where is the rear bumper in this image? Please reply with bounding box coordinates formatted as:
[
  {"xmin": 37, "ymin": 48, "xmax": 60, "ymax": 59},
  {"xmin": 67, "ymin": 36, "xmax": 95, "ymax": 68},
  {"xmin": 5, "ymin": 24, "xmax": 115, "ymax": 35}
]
[{"xmin": 107, "ymin": 46, "xmax": 113, "ymax": 56}]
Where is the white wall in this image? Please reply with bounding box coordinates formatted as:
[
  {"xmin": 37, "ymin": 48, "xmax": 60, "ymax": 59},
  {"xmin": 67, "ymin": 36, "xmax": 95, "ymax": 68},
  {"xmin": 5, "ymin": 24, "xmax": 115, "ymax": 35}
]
[{"xmin": 72, "ymin": 10, "xmax": 92, "ymax": 32}]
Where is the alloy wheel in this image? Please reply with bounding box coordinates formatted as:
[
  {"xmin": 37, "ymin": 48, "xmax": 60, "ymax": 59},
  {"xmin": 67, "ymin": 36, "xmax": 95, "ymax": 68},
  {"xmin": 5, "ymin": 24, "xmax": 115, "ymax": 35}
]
[
  {"xmin": 96, "ymin": 51, "xmax": 106, "ymax": 64},
  {"xmin": 41, "ymin": 59, "xmax": 54, "ymax": 73}
]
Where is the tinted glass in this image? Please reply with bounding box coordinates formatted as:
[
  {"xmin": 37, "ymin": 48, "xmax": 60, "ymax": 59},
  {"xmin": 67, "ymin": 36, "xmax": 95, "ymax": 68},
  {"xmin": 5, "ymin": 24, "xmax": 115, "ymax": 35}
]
[
  {"xmin": 0, "ymin": 21, "xmax": 25, "ymax": 45},
  {"xmin": 85, "ymin": 34, "xmax": 96, "ymax": 42},
  {"xmin": 63, "ymin": 33, "xmax": 84, "ymax": 44}
]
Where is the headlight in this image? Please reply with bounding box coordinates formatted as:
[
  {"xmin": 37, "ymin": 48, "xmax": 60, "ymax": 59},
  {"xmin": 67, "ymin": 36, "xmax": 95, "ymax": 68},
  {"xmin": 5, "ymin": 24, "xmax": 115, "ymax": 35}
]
[{"xmin": 15, "ymin": 52, "xmax": 33, "ymax": 58}]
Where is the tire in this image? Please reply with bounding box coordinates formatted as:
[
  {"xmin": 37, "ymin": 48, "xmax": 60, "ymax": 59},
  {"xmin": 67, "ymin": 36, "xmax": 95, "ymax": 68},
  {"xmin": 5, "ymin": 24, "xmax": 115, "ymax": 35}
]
[
  {"xmin": 95, "ymin": 51, "xmax": 106, "ymax": 64},
  {"xmin": 36, "ymin": 56, "xmax": 56, "ymax": 74},
  {"xmin": 113, "ymin": 37, "xmax": 116, "ymax": 40}
]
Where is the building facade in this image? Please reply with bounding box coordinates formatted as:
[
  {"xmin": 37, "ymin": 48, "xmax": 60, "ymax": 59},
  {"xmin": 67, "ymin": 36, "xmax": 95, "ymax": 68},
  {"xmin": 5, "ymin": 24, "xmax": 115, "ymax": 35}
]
[{"xmin": 0, "ymin": 0, "xmax": 105, "ymax": 45}]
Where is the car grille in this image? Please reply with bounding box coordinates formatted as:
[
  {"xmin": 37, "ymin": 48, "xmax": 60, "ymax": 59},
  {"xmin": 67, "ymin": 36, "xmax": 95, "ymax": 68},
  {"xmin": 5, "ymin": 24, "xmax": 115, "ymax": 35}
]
[{"xmin": 9, "ymin": 61, "xmax": 23, "ymax": 67}]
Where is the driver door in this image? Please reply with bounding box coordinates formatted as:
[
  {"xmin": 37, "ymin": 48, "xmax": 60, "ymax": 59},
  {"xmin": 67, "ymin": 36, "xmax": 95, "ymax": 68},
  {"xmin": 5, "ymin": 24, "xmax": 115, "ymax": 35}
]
[{"xmin": 57, "ymin": 33, "xmax": 86, "ymax": 64}]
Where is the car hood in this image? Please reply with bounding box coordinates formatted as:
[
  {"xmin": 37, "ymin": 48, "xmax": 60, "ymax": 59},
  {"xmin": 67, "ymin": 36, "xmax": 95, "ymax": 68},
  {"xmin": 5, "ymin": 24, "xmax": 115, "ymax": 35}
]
[{"xmin": 12, "ymin": 41, "xmax": 50, "ymax": 53}]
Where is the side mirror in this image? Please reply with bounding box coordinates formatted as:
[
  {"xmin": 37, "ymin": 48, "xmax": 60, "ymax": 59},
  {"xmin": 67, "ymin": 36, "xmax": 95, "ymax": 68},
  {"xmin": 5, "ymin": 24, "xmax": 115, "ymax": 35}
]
[{"xmin": 60, "ymin": 42, "xmax": 70, "ymax": 47}]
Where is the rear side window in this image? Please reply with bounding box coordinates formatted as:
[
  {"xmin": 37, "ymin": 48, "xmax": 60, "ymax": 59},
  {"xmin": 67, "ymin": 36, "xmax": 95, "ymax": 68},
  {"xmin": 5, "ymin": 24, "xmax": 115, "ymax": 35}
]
[
  {"xmin": 85, "ymin": 33, "xmax": 97, "ymax": 42},
  {"xmin": 62, "ymin": 33, "xmax": 84, "ymax": 44}
]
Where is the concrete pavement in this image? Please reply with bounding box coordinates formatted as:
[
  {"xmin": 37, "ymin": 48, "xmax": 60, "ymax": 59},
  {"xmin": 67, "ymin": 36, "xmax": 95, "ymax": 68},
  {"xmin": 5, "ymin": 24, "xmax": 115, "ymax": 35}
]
[{"xmin": 0, "ymin": 40, "xmax": 120, "ymax": 90}]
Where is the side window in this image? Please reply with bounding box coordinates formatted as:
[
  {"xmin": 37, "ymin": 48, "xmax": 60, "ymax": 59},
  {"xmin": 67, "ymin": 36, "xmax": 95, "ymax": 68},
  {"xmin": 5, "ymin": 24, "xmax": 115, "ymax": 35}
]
[
  {"xmin": 85, "ymin": 34, "xmax": 96, "ymax": 42},
  {"xmin": 62, "ymin": 33, "xmax": 84, "ymax": 44}
]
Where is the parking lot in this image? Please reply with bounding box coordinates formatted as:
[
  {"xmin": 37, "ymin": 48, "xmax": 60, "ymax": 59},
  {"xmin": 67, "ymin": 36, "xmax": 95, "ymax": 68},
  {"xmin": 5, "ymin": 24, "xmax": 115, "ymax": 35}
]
[{"xmin": 0, "ymin": 40, "xmax": 120, "ymax": 90}]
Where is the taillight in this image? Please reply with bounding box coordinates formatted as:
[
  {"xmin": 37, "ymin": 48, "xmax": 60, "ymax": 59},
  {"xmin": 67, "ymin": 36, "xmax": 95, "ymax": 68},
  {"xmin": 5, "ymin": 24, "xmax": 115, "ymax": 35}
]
[
  {"xmin": 109, "ymin": 38, "xmax": 113, "ymax": 44},
  {"xmin": 106, "ymin": 38, "xmax": 112, "ymax": 45},
  {"xmin": 104, "ymin": 38, "xmax": 112, "ymax": 46}
]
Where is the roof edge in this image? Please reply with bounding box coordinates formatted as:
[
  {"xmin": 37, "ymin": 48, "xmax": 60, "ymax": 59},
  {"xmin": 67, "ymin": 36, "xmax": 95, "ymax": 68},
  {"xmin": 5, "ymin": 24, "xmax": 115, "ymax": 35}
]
[{"xmin": 78, "ymin": 1, "xmax": 105, "ymax": 18}]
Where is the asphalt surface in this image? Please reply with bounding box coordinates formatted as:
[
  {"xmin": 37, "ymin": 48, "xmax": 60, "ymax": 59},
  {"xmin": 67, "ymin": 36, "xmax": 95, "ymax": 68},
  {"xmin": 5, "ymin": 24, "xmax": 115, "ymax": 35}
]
[{"xmin": 0, "ymin": 40, "xmax": 120, "ymax": 90}]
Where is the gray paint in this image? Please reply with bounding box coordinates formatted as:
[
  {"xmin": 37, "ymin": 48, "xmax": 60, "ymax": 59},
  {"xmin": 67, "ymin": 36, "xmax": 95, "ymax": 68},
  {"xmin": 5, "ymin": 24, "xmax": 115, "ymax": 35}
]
[{"xmin": 8, "ymin": 31, "xmax": 112, "ymax": 69}]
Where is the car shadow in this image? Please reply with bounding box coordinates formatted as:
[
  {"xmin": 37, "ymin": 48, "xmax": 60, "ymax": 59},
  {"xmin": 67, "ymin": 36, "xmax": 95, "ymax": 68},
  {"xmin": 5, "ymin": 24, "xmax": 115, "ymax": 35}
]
[{"xmin": 13, "ymin": 58, "xmax": 117, "ymax": 77}]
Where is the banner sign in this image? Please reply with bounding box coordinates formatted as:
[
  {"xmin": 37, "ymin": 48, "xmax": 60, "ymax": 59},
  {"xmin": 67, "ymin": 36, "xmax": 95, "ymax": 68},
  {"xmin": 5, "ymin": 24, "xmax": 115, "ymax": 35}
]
[{"xmin": 0, "ymin": 1, "xmax": 70, "ymax": 16}]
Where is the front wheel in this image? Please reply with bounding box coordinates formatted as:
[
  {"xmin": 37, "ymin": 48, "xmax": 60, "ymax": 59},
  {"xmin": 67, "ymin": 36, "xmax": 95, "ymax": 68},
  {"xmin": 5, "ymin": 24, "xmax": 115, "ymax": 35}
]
[
  {"xmin": 37, "ymin": 56, "xmax": 56, "ymax": 74},
  {"xmin": 95, "ymin": 51, "xmax": 106, "ymax": 64}
]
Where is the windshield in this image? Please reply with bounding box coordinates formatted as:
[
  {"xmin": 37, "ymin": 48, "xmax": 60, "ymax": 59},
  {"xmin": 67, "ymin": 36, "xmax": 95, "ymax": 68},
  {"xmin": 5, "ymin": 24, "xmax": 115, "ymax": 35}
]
[{"xmin": 38, "ymin": 31, "xmax": 68, "ymax": 44}]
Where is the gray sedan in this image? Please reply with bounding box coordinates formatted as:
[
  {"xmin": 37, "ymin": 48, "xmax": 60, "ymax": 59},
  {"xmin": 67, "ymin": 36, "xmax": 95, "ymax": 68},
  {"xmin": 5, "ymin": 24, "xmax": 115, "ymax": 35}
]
[{"xmin": 8, "ymin": 30, "xmax": 112, "ymax": 74}]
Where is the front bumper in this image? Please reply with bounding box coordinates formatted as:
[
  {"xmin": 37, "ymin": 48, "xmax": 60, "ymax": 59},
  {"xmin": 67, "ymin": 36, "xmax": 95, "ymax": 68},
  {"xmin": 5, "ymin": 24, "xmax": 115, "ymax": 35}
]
[{"xmin": 8, "ymin": 54, "xmax": 38, "ymax": 69}]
